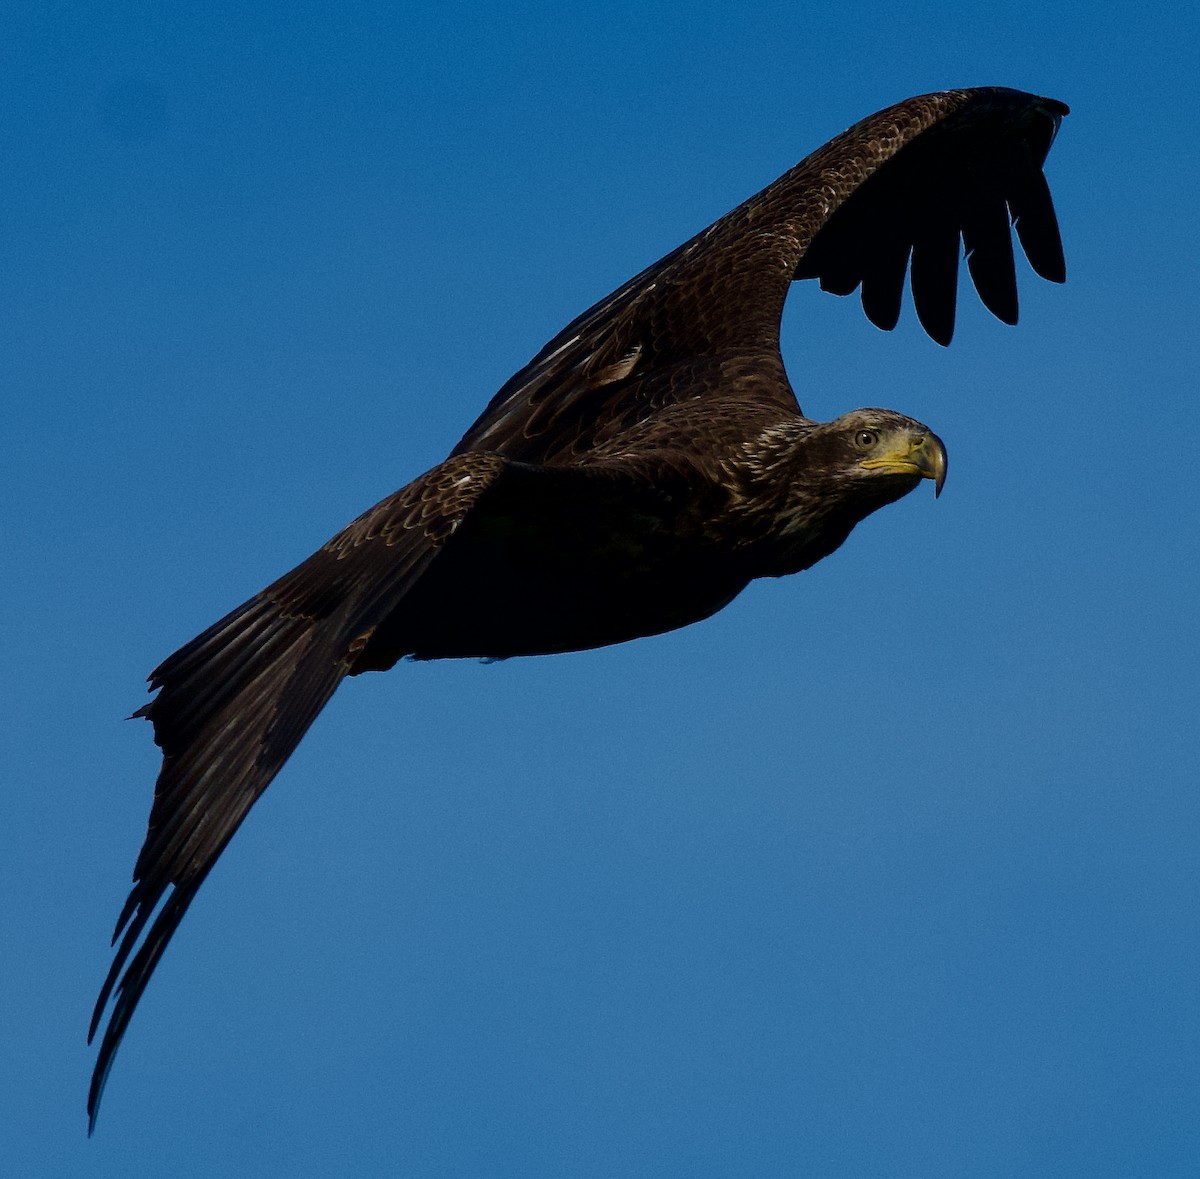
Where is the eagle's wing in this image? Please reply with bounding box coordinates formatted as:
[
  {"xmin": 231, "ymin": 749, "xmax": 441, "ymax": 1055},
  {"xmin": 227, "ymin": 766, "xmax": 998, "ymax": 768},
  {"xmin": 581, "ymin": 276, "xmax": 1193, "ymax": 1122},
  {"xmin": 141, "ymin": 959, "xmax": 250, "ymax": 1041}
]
[
  {"xmin": 87, "ymin": 449, "xmax": 707, "ymax": 1129},
  {"xmin": 453, "ymin": 87, "xmax": 1066, "ymax": 463},
  {"xmin": 89, "ymin": 452, "xmax": 504, "ymax": 1129}
]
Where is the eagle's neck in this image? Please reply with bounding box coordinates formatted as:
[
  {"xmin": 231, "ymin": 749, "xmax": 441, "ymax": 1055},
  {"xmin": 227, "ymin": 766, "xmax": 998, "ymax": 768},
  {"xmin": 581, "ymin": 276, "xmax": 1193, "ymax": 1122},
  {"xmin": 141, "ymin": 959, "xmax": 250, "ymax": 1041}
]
[{"xmin": 726, "ymin": 419, "xmax": 914, "ymax": 578}]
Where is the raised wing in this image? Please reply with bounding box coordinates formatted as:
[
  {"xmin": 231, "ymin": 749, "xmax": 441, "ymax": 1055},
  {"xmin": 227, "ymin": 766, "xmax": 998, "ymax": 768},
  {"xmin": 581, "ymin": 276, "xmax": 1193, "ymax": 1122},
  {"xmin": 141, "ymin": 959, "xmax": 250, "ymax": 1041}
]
[{"xmin": 453, "ymin": 86, "xmax": 1067, "ymax": 462}]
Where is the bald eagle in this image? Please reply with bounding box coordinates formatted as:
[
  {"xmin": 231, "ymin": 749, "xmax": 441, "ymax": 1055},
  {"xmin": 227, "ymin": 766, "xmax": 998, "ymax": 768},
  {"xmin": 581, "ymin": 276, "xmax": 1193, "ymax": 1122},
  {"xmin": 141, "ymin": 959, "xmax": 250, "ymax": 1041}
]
[{"xmin": 89, "ymin": 86, "xmax": 1067, "ymax": 1129}]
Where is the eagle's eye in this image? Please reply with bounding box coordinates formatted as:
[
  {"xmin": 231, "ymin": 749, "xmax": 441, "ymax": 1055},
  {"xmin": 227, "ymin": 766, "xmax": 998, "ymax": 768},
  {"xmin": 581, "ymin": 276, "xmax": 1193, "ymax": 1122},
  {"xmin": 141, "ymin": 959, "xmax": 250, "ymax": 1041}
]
[{"xmin": 854, "ymin": 429, "xmax": 878, "ymax": 449}]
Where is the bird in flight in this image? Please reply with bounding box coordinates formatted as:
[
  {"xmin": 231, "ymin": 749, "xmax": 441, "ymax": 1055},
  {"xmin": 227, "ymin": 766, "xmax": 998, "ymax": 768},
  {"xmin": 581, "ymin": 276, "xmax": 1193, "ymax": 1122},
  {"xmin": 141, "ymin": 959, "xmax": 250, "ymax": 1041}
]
[{"xmin": 89, "ymin": 86, "xmax": 1067, "ymax": 1130}]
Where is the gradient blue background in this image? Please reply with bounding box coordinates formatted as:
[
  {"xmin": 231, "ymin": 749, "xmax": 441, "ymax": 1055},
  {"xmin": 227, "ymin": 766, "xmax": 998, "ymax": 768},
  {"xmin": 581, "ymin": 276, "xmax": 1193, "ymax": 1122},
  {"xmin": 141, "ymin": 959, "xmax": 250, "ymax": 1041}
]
[{"xmin": 6, "ymin": 2, "xmax": 1198, "ymax": 1174}]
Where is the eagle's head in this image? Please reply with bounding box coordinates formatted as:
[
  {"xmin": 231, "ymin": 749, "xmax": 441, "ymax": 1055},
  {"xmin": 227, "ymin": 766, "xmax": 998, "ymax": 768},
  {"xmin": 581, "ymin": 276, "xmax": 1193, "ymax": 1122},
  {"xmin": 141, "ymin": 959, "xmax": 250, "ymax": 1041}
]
[{"xmin": 739, "ymin": 408, "xmax": 947, "ymax": 576}]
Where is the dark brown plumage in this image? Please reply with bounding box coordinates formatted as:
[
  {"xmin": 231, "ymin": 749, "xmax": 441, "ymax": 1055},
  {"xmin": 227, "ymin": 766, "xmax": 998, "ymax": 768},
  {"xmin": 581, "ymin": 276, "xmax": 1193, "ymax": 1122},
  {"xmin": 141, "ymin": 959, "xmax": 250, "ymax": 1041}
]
[{"xmin": 89, "ymin": 86, "xmax": 1067, "ymax": 1129}]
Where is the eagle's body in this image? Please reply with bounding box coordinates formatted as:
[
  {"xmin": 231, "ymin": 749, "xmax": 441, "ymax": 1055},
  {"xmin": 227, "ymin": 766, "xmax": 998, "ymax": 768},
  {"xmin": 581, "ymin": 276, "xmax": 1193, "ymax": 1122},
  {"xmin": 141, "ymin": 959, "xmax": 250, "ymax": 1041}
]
[
  {"xmin": 354, "ymin": 403, "xmax": 935, "ymax": 663},
  {"xmin": 89, "ymin": 86, "xmax": 1067, "ymax": 1129}
]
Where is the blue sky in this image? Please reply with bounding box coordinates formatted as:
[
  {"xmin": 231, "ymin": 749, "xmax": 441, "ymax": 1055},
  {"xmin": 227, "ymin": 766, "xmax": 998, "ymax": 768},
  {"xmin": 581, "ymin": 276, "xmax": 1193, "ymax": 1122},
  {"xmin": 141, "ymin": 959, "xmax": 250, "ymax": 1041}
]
[{"xmin": 5, "ymin": 2, "xmax": 1199, "ymax": 1174}]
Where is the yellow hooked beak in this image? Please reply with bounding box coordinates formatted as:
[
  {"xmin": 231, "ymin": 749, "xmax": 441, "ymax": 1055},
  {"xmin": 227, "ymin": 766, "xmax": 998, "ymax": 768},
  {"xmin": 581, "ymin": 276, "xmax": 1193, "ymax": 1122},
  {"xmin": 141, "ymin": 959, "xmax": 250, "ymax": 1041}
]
[{"xmin": 860, "ymin": 430, "xmax": 948, "ymax": 497}]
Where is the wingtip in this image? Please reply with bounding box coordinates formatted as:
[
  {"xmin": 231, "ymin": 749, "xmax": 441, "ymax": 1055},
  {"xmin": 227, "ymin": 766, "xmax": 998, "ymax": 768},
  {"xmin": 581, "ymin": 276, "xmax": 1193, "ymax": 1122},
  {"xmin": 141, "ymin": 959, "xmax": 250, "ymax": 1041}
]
[
  {"xmin": 87, "ymin": 1066, "xmax": 109, "ymax": 1137},
  {"xmin": 915, "ymin": 303, "xmax": 956, "ymax": 348},
  {"xmin": 87, "ymin": 1025, "xmax": 116, "ymax": 1135}
]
